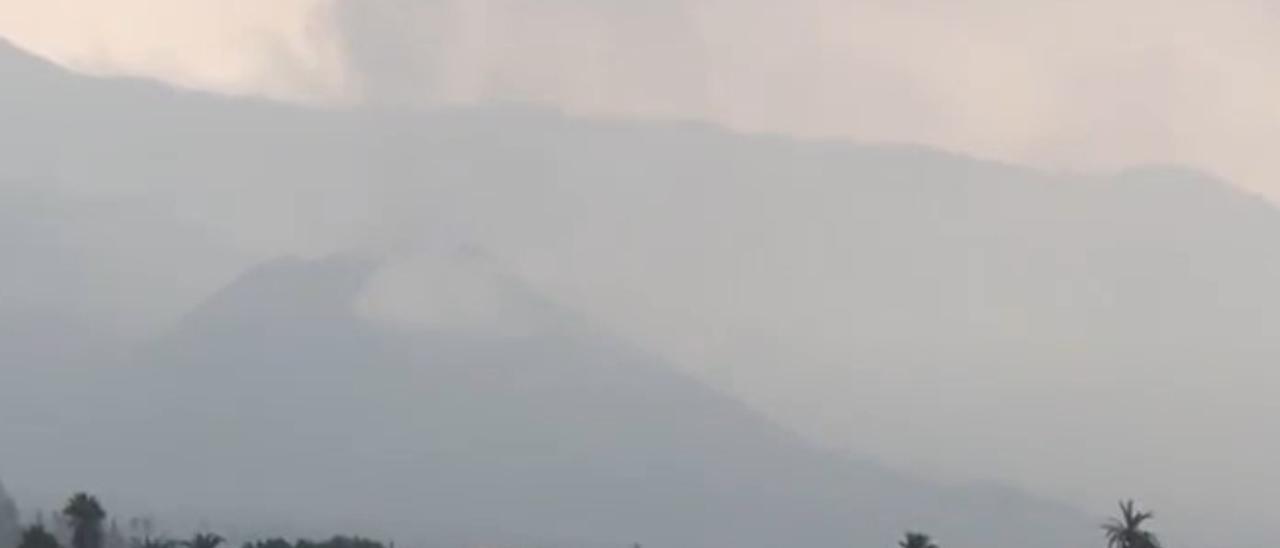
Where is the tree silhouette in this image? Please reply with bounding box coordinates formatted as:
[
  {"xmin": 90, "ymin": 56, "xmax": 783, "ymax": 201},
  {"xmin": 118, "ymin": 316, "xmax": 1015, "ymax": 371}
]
[
  {"xmin": 132, "ymin": 537, "xmax": 174, "ymax": 548},
  {"xmin": 241, "ymin": 540, "xmax": 291, "ymax": 548},
  {"xmin": 294, "ymin": 537, "xmax": 385, "ymax": 548},
  {"xmin": 0, "ymin": 483, "xmax": 17, "ymax": 548},
  {"xmin": 899, "ymin": 531, "xmax": 938, "ymax": 548},
  {"xmin": 18, "ymin": 525, "xmax": 62, "ymax": 548},
  {"xmin": 61, "ymin": 494, "xmax": 106, "ymax": 548},
  {"xmin": 104, "ymin": 520, "xmax": 127, "ymax": 548},
  {"xmin": 181, "ymin": 534, "xmax": 223, "ymax": 548},
  {"xmin": 1102, "ymin": 500, "xmax": 1160, "ymax": 548},
  {"xmin": 126, "ymin": 517, "xmax": 154, "ymax": 543}
]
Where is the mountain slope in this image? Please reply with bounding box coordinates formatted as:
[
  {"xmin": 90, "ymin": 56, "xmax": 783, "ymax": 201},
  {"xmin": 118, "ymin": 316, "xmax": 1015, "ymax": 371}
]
[{"xmin": 119, "ymin": 254, "xmax": 1092, "ymax": 548}]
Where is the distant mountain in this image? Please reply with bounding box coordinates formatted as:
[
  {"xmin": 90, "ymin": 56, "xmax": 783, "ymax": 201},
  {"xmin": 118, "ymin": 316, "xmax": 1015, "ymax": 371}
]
[
  {"xmin": 4, "ymin": 35, "xmax": 1280, "ymax": 548},
  {"xmin": 116, "ymin": 254, "xmax": 1092, "ymax": 548}
]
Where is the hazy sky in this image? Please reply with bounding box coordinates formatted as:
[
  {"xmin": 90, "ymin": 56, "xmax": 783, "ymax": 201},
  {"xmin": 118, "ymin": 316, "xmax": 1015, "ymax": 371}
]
[{"xmin": 3, "ymin": 0, "xmax": 1280, "ymax": 199}]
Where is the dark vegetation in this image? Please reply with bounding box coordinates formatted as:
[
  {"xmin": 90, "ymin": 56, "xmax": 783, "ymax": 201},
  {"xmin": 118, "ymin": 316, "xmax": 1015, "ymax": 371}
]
[
  {"xmin": 0, "ymin": 493, "xmax": 390, "ymax": 548},
  {"xmin": 3, "ymin": 491, "xmax": 1160, "ymax": 548}
]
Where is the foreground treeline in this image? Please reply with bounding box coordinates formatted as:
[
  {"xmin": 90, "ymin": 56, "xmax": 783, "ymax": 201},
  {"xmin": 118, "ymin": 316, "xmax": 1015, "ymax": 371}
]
[
  {"xmin": 7, "ymin": 493, "xmax": 388, "ymax": 548},
  {"xmin": 9, "ymin": 491, "xmax": 1164, "ymax": 548},
  {"xmin": 896, "ymin": 499, "xmax": 1161, "ymax": 548}
]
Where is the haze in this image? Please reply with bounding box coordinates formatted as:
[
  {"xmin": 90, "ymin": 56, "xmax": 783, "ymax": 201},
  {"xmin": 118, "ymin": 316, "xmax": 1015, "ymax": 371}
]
[
  {"xmin": 6, "ymin": 0, "xmax": 1280, "ymax": 196},
  {"xmin": 1, "ymin": 2, "xmax": 1278, "ymax": 548}
]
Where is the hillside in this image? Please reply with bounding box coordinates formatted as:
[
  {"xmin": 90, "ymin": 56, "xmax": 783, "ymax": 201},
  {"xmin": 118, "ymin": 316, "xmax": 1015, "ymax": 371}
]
[{"xmin": 114, "ymin": 254, "xmax": 1091, "ymax": 548}]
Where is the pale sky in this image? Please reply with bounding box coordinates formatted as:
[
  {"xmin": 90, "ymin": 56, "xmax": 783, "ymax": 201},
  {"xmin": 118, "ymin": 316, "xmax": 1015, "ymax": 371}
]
[{"xmin": 3, "ymin": 0, "xmax": 1280, "ymax": 199}]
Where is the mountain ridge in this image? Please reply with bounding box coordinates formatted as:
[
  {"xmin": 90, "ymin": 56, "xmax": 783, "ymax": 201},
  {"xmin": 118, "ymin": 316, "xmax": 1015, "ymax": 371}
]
[{"xmin": 121, "ymin": 253, "xmax": 1096, "ymax": 548}]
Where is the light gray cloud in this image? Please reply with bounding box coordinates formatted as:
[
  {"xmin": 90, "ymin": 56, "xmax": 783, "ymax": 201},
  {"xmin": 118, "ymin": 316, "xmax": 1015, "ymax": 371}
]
[
  {"xmin": 0, "ymin": 0, "xmax": 343, "ymax": 101},
  {"xmin": 322, "ymin": 0, "xmax": 1280, "ymax": 198},
  {"xmin": 4, "ymin": 0, "xmax": 1280, "ymax": 196}
]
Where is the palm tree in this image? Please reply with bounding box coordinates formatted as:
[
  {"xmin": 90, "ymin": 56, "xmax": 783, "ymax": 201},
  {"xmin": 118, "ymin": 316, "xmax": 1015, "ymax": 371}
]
[
  {"xmin": 18, "ymin": 525, "xmax": 62, "ymax": 548},
  {"xmin": 899, "ymin": 531, "xmax": 939, "ymax": 548},
  {"xmin": 182, "ymin": 533, "xmax": 224, "ymax": 548},
  {"xmin": 62, "ymin": 494, "xmax": 107, "ymax": 548},
  {"xmin": 1102, "ymin": 500, "xmax": 1160, "ymax": 548}
]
